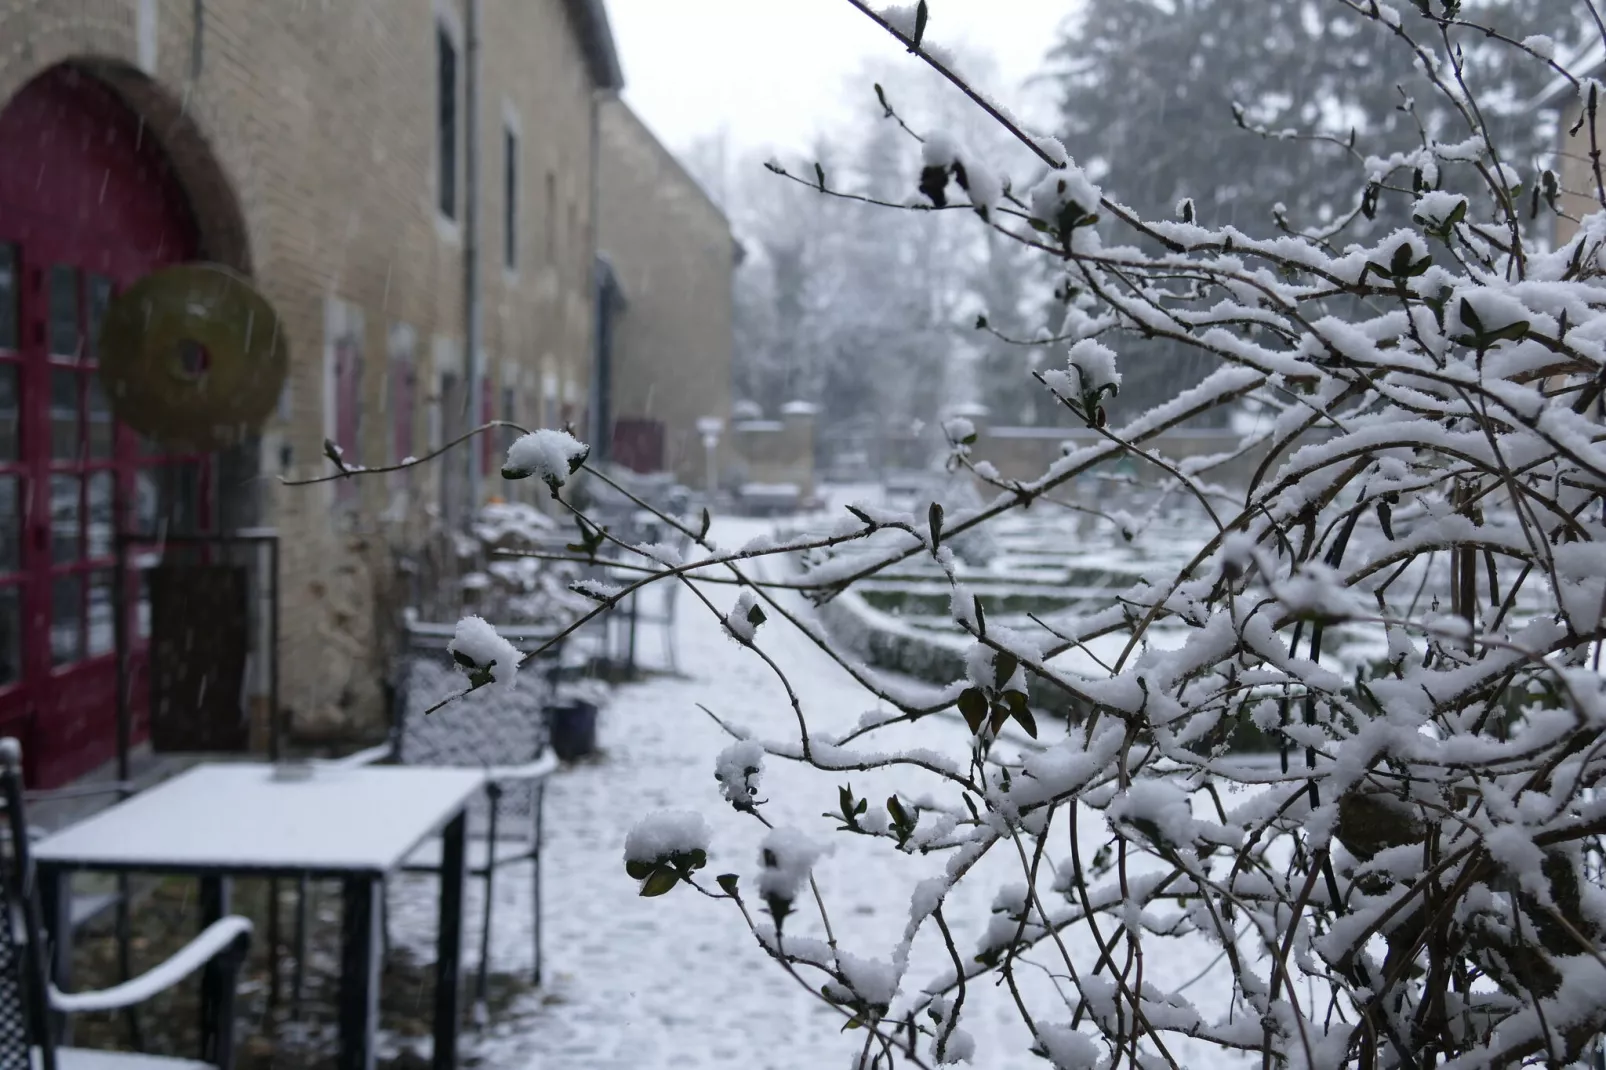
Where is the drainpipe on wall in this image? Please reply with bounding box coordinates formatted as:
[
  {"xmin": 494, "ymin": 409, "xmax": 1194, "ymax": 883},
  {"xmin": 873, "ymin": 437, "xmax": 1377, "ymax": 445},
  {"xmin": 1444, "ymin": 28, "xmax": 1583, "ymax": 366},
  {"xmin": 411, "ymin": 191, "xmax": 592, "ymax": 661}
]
[
  {"xmin": 463, "ymin": 0, "xmax": 484, "ymax": 517},
  {"xmin": 586, "ymin": 89, "xmax": 608, "ymax": 459}
]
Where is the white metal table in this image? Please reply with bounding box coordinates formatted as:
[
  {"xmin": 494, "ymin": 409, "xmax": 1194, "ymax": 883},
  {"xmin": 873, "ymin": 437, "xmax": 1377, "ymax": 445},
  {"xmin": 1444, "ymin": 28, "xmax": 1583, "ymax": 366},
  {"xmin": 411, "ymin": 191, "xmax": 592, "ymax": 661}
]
[{"xmin": 32, "ymin": 762, "xmax": 488, "ymax": 1070}]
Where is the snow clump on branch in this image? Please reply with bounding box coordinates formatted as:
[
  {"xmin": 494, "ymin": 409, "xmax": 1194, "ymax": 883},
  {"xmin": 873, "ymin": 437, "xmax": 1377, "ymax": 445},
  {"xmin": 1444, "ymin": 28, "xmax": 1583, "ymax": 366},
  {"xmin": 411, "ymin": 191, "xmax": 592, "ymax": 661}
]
[{"xmin": 501, "ymin": 428, "xmax": 589, "ymax": 494}]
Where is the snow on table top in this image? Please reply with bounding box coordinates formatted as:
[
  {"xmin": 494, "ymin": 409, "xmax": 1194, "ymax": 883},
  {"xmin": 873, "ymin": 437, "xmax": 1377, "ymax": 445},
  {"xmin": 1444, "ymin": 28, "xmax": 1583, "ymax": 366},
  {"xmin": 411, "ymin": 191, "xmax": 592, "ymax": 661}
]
[{"xmin": 33, "ymin": 763, "xmax": 487, "ymax": 875}]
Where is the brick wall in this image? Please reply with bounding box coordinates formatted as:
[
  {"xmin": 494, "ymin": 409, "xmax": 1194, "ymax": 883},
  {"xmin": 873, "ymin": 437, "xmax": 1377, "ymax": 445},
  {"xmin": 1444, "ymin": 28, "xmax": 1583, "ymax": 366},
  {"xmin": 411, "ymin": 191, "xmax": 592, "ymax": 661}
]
[
  {"xmin": 595, "ymin": 98, "xmax": 735, "ymax": 489},
  {"xmin": 0, "ymin": 0, "xmax": 606, "ymax": 741}
]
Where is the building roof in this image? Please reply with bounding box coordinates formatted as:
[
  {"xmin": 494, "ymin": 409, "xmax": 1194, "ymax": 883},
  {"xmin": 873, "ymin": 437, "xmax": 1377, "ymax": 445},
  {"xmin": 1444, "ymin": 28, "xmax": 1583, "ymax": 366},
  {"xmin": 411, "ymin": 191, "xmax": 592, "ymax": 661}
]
[
  {"xmin": 1536, "ymin": 41, "xmax": 1604, "ymax": 111},
  {"xmin": 564, "ymin": 0, "xmax": 624, "ymax": 91}
]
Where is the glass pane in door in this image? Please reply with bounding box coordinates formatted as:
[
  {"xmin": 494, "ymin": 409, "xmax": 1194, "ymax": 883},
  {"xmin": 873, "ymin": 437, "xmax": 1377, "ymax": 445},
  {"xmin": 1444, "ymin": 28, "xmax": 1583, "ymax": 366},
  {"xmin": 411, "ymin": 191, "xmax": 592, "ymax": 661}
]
[
  {"xmin": 87, "ymin": 472, "xmax": 113, "ymax": 559},
  {"xmin": 87, "ymin": 571, "xmax": 114, "ymax": 657},
  {"xmin": 0, "ymin": 586, "xmax": 18, "ymax": 687},
  {"xmin": 0, "ymin": 244, "xmax": 15, "ymax": 352},
  {"xmin": 0, "ymin": 364, "xmax": 17, "ymax": 462},
  {"xmin": 0, "ymin": 476, "xmax": 18, "ymax": 574},
  {"xmin": 50, "ymin": 369, "xmax": 80, "ymax": 460},
  {"xmin": 50, "ymin": 574, "xmax": 83, "ymax": 665},
  {"xmin": 50, "ymin": 475, "xmax": 81, "ymax": 563},
  {"xmin": 86, "ymin": 275, "xmax": 112, "ymax": 362},
  {"xmin": 48, "ymin": 266, "xmax": 79, "ymax": 358},
  {"xmin": 86, "ymin": 376, "xmax": 113, "ymax": 459}
]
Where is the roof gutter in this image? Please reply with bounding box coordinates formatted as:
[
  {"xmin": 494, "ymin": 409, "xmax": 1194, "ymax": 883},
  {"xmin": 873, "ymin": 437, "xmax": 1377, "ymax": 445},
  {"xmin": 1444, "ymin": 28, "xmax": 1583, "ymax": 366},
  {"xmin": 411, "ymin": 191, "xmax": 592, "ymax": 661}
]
[{"xmin": 566, "ymin": 0, "xmax": 625, "ymax": 90}]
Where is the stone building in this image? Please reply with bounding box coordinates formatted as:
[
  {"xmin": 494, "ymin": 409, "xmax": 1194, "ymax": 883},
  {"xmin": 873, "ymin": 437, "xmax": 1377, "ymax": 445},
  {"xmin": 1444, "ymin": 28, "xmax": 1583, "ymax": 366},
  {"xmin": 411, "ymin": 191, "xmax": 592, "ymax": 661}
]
[
  {"xmin": 0, "ymin": 0, "xmax": 622, "ymax": 785},
  {"xmin": 594, "ymin": 98, "xmax": 737, "ymax": 492}
]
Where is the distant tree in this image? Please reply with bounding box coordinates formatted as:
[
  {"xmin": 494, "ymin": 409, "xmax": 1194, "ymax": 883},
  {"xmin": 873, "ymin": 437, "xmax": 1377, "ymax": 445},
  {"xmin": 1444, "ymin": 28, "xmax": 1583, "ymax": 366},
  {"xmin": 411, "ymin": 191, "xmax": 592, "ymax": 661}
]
[{"xmin": 1042, "ymin": 0, "xmax": 1594, "ymax": 425}]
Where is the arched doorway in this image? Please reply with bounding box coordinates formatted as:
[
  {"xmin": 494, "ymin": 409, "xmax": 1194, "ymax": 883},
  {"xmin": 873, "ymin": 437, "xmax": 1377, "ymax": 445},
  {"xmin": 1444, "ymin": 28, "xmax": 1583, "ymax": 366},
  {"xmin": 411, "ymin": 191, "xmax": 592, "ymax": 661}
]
[{"xmin": 0, "ymin": 65, "xmax": 214, "ymax": 787}]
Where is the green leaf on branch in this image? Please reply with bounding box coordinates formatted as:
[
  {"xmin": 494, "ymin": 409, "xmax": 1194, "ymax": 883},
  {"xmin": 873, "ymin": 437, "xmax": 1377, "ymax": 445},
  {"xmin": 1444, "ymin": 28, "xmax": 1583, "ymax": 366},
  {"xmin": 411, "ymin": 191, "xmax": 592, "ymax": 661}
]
[
  {"xmin": 911, "ymin": 0, "xmax": 927, "ymax": 50},
  {"xmin": 639, "ymin": 868, "xmax": 680, "ymax": 897},
  {"xmin": 1011, "ymin": 697, "xmax": 1039, "ymax": 739},
  {"xmin": 887, "ymin": 795, "xmax": 919, "ymax": 848},
  {"xmin": 746, "ymin": 602, "xmax": 767, "ymax": 627},
  {"xmin": 625, "ymin": 859, "xmax": 655, "ymax": 880},
  {"xmin": 716, "ymin": 873, "xmax": 740, "ymax": 897},
  {"xmin": 698, "ymin": 507, "xmax": 712, "ymax": 541},
  {"xmin": 464, "ymin": 664, "xmax": 496, "ymax": 692},
  {"xmin": 565, "ymin": 516, "xmax": 606, "ymax": 558},
  {"xmin": 830, "ymin": 784, "xmax": 865, "ymax": 831},
  {"xmin": 928, "ymin": 501, "xmax": 944, "ymax": 552},
  {"xmin": 814, "ymin": 162, "xmax": 826, "ymax": 192},
  {"xmin": 993, "ymin": 651, "xmax": 1019, "ymax": 690},
  {"xmin": 958, "ymin": 688, "xmax": 989, "ymax": 734}
]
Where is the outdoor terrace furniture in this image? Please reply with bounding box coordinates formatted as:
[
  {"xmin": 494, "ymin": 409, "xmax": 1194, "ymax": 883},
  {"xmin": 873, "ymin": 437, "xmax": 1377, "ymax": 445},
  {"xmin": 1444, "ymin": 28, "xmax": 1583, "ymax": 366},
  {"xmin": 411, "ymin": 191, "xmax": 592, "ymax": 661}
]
[
  {"xmin": 0, "ymin": 740, "xmax": 254, "ymax": 1070},
  {"xmin": 30, "ymin": 761, "xmax": 485, "ymax": 1070},
  {"xmin": 600, "ymin": 517, "xmax": 693, "ymax": 675},
  {"xmin": 370, "ymin": 617, "xmax": 563, "ymax": 1008}
]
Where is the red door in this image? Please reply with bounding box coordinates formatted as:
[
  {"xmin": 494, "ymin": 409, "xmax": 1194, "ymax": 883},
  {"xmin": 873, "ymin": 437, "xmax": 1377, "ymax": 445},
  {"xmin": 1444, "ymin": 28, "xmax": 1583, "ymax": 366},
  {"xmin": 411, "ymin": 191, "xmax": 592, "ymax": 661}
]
[
  {"xmin": 0, "ymin": 66, "xmax": 211, "ymax": 788},
  {"xmin": 612, "ymin": 418, "xmax": 666, "ymax": 474}
]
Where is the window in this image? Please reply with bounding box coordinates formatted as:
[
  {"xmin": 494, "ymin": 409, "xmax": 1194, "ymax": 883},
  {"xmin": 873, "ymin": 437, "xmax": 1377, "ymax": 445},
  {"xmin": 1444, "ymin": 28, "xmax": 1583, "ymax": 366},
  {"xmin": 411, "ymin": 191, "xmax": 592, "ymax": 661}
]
[
  {"xmin": 480, "ymin": 376, "xmax": 497, "ymax": 479},
  {"xmin": 567, "ymin": 201, "xmax": 578, "ymax": 281},
  {"xmin": 542, "ymin": 375, "xmax": 558, "ymax": 431},
  {"xmin": 436, "ymin": 23, "xmax": 458, "ymax": 220},
  {"xmin": 504, "ymin": 126, "xmax": 519, "ymax": 271},
  {"xmin": 438, "ymin": 369, "xmax": 464, "ymax": 521},
  {"xmin": 544, "ymin": 172, "xmax": 556, "ymax": 264},
  {"xmin": 326, "ymin": 300, "xmax": 365, "ymax": 506},
  {"xmin": 388, "ymin": 325, "xmax": 417, "ymax": 468},
  {"xmin": 333, "ymin": 334, "xmax": 362, "ymax": 504},
  {"xmin": 501, "ymin": 384, "xmax": 519, "ymax": 499}
]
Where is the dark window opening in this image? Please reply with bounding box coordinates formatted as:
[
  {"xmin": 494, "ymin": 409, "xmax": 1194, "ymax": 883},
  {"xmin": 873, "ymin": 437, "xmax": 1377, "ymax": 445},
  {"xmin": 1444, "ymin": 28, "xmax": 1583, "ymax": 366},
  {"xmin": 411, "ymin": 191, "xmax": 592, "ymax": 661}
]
[
  {"xmin": 504, "ymin": 126, "xmax": 519, "ymax": 270},
  {"xmin": 436, "ymin": 24, "xmax": 458, "ymax": 220},
  {"xmin": 544, "ymin": 172, "xmax": 556, "ymax": 263}
]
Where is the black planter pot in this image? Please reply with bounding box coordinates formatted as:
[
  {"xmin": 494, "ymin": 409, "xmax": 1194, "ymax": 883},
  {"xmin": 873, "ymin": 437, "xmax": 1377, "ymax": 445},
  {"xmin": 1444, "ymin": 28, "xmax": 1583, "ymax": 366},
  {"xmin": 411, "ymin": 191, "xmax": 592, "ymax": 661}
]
[{"xmin": 548, "ymin": 700, "xmax": 599, "ymax": 761}]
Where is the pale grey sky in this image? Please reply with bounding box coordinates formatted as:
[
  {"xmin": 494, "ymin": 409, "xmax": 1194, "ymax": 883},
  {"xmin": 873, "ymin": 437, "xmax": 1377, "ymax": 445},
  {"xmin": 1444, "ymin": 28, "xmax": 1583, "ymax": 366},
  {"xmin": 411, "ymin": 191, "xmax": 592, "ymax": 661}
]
[{"xmin": 606, "ymin": 1, "xmax": 1077, "ymax": 157}]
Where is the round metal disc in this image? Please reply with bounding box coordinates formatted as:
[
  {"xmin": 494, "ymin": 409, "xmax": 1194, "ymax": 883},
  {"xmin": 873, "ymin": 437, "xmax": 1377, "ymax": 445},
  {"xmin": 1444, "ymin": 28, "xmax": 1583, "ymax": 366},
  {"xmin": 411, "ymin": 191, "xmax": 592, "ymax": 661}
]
[{"xmin": 97, "ymin": 263, "xmax": 288, "ymax": 452}]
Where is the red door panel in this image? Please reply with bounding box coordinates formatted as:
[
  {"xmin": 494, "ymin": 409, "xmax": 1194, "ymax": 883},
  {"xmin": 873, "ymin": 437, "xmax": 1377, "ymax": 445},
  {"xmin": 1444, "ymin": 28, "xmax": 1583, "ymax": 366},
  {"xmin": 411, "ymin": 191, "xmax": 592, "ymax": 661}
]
[{"xmin": 0, "ymin": 66, "xmax": 207, "ymax": 788}]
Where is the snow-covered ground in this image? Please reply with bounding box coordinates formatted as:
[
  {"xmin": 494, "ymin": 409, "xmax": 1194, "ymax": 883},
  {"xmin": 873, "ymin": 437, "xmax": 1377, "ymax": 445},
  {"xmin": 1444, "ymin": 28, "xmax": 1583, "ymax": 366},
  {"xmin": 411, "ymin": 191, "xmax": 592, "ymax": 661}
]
[{"xmin": 386, "ymin": 513, "xmax": 1247, "ymax": 1069}]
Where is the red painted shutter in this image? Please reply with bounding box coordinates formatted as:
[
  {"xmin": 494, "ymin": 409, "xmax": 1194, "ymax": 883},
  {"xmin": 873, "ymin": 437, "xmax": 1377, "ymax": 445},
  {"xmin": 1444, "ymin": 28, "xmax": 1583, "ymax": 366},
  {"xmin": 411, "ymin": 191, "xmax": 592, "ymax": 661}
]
[{"xmin": 391, "ymin": 359, "xmax": 416, "ymax": 463}]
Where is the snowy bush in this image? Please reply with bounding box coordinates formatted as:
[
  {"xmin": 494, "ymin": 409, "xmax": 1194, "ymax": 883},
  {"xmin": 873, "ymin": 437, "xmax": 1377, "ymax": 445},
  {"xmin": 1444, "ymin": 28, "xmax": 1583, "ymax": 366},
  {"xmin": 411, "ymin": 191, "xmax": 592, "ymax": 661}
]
[{"xmin": 294, "ymin": 2, "xmax": 1606, "ymax": 1066}]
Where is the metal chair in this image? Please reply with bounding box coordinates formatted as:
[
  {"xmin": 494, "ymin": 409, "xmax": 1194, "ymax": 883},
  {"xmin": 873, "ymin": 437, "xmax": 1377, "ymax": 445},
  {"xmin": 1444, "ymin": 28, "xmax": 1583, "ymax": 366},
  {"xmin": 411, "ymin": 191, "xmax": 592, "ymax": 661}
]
[
  {"xmin": 381, "ymin": 626, "xmax": 562, "ymax": 1009},
  {"xmin": 0, "ymin": 739, "xmax": 253, "ymax": 1070}
]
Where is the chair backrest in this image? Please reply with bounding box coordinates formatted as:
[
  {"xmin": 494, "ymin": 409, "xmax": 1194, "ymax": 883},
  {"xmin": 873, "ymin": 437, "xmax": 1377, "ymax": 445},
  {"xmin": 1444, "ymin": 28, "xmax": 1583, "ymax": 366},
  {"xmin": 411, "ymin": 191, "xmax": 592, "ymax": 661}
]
[
  {"xmin": 0, "ymin": 740, "xmax": 57, "ymax": 1070},
  {"xmin": 393, "ymin": 640, "xmax": 560, "ymax": 834},
  {"xmin": 396, "ymin": 653, "xmax": 550, "ymax": 769}
]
